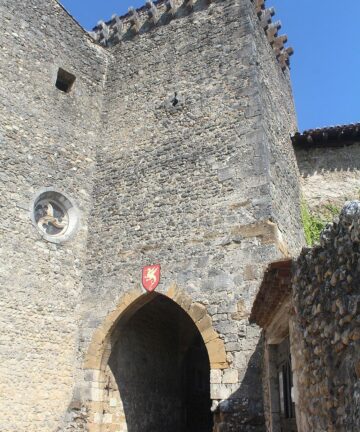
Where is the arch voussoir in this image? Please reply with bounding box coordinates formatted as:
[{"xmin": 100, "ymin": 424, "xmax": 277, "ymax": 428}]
[{"xmin": 83, "ymin": 283, "xmax": 228, "ymax": 431}]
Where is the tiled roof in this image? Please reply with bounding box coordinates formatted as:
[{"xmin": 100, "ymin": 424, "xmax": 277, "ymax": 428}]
[
  {"xmin": 292, "ymin": 123, "xmax": 360, "ymax": 148},
  {"xmin": 250, "ymin": 259, "xmax": 292, "ymax": 328}
]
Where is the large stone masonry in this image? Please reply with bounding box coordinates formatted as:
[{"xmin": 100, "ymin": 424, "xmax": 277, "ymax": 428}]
[
  {"xmin": 292, "ymin": 201, "xmax": 360, "ymax": 431},
  {"xmin": 251, "ymin": 202, "xmax": 360, "ymax": 432},
  {"xmin": 78, "ymin": 0, "xmax": 304, "ymax": 431},
  {"xmin": 0, "ymin": 0, "xmax": 304, "ymax": 431},
  {"xmin": 0, "ymin": 0, "xmax": 108, "ymax": 430}
]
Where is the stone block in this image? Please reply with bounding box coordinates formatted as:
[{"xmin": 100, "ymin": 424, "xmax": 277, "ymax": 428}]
[
  {"xmin": 243, "ymin": 264, "xmax": 256, "ymax": 281},
  {"xmin": 210, "ymin": 384, "xmax": 232, "ymax": 400},
  {"xmin": 225, "ymin": 342, "xmax": 241, "ymax": 352},
  {"xmin": 212, "ymin": 362, "xmax": 229, "ymax": 370},
  {"xmin": 189, "ymin": 302, "xmax": 207, "ymax": 322},
  {"xmin": 217, "ymin": 303, "xmax": 237, "ymax": 314},
  {"xmin": 222, "ymin": 369, "xmax": 238, "ymax": 384},
  {"xmin": 211, "ymin": 369, "xmax": 222, "ymax": 384},
  {"xmin": 206, "ymin": 338, "xmax": 227, "ymax": 364},
  {"xmin": 84, "ymin": 369, "xmax": 101, "ymax": 382},
  {"xmin": 88, "ymin": 422, "xmax": 102, "ymax": 432},
  {"xmin": 197, "ymin": 314, "xmax": 212, "ymax": 333},
  {"xmin": 177, "ymin": 294, "xmax": 192, "ymax": 312},
  {"xmin": 201, "ymin": 327, "xmax": 219, "ymax": 343},
  {"xmin": 166, "ymin": 283, "xmax": 178, "ymax": 299},
  {"xmin": 103, "ymin": 413, "xmax": 113, "ymax": 424},
  {"xmin": 231, "ymin": 299, "xmax": 250, "ymax": 321},
  {"xmin": 233, "ymin": 352, "xmax": 248, "ymax": 369},
  {"xmin": 94, "ymin": 413, "xmax": 102, "ymax": 424},
  {"xmin": 247, "ymin": 325, "xmax": 261, "ymax": 339},
  {"xmin": 90, "ymin": 388, "xmax": 104, "ymax": 402},
  {"xmin": 216, "ymin": 320, "xmax": 238, "ymax": 335}
]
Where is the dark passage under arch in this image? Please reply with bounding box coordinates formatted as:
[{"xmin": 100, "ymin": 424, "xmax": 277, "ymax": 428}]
[{"xmin": 108, "ymin": 293, "xmax": 213, "ymax": 432}]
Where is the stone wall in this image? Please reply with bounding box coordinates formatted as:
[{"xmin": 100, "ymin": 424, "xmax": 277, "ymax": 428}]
[
  {"xmin": 0, "ymin": 0, "xmax": 108, "ymax": 430},
  {"xmin": 252, "ymin": 8, "xmax": 303, "ymax": 253},
  {"xmin": 295, "ymin": 143, "xmax": 360, "ymax": 214},
  {"xmin": 0, "ymin": 0, "xmax": 305, "ymax": 431},
  {"xmin": 291, "ymin": 201, "xmax": 360, "ymax": 431},
  {"xmin": 104, "ymin": 295, "xmax": 211, "ymax": 432},
  {"xmin": 79, "ymin": 0, "xmax": 303, "ymax": 430}
]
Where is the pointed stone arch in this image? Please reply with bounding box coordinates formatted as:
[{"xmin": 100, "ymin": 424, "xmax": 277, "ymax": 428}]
[{"xmin": 83, "ymin": 284, "xmax": 228, "ymax": 431}]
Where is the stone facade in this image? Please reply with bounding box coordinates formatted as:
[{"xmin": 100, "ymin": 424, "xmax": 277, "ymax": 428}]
[
  {"xmin": 0, "ymin": 1, "xmax": 108, "ymax": 431},
  {"xmin": 292, "ymin": 201, "xmax": 360, "ymax": 432},
  {"xmin": 293, "ymin": 126, "xmax": 360, "ymax": 215},
  {"xmin": 1, "ymin": 0, "xmax": 340, "ymax": 431},
  {"xmin": 251, "ymin": 202, "xmax": 360, "ymax": 432},
  {"xmin": 79, "ymin": 1, "xmax": 303, "ymax": 431}
]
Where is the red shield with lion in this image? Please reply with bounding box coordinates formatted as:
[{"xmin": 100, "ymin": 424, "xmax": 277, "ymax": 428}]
[{"xmin": 142, "ymin": 264, "xmax": 161, "ymax": 292}]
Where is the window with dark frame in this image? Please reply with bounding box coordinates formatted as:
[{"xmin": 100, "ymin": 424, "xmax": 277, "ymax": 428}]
[
  {"xmin": 277, "ymin": 338, "xmax": 297, "ymax": 432},
  {"xmin": 278, "ymin": 355, "xmax": 296, "ymax": 419}
]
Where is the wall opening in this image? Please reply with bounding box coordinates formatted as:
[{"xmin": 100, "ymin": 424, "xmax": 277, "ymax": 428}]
[
  {"xmin": 267, "ymin": 337, "xmax": 297, "ymax": 432},
  {"xmin": 102, "ymin": 293, "xmax": 213, "ymax": 432},
  {"xmin": 55, "ymin": 68, "xmax": 76, "ymax": 93}
]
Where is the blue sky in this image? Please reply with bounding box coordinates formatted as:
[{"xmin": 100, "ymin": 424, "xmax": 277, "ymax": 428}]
[{"xmin": 60, "ymin": 0, "xmax": 360, "ymax": 131}]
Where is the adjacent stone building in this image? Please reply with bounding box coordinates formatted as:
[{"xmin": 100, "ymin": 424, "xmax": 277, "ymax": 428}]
[
  {"xmin": 251, "ymin": 201, "xmax": 360, "ymax": 432},
  {"xmin": 293, "ymin": 124, "xmax": 360, "ymax": 216},
  {"xmin": 0, "ymin": 0, "xmax": 359, "ymax": 431}
]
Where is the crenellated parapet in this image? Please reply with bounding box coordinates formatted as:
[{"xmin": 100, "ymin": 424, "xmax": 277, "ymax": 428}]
[
  {"xmin": 89, "ymin": 0, "xmax": 293, "ymax": 71},
  {"xmin": 89, "ymin": 0, "xmax": 188, "ymax": 47},
  {"xmin": 250, "ymin": 0, "xmax": 294, "ymax": 70}
]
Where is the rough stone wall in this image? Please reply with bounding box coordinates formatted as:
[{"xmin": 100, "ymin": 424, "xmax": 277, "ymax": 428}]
[
  {"xmin": 295, "ymin": 143, "xmax": 360, "ymax": 214},
  {"xmin": 80, "ymin": 1, "xmax": 303, "ymax": 431},
  {"xmin": 251, "ymin": 7, "xmax": 304, "ymax": 254},
  {"xmin": 292, "ymin": 201, "xmax": 360, "ymax": 432},
  {"xmin": 0, "ymin": 1, "xmax": 108, "ymax": 430},
  {"xmin": 0, "ymin": 0, "xmax": 304, "ymax": 430}
]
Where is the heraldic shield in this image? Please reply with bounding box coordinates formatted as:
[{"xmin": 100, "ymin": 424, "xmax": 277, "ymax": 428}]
[{"xmin": 142, "ymin": 264, "xmax": 161, "ymax": 292}]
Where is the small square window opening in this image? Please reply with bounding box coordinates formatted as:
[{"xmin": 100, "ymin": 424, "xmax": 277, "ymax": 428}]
[{"xmin": 56, "ymin": 68, "xmax": 76, "ymax": 93}]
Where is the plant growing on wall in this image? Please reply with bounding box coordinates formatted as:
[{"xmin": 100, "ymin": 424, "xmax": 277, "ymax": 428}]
[
  {"xmin": 301, "ymin": 201, "xmax": 341, "ymax": 246},
  {"xmin": 301, "ymin": 201, "xmax": 325, "ymax": 246}
]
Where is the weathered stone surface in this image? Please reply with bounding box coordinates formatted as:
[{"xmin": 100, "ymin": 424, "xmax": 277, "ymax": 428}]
[
  {"xmin": 0, "ymin": 1, "xmax": 108, "ymax": 430},
  {"xmin": 0, "ymin": 0, "xmax": 304, "ymax": 431},
  {"xmin": 296, "ymin": 144, "xmax": 360, "ymax": 214},
  {"xmin": 211, "ymin": 369, "xmax": 222, "ymax": 384},
  {"xmin": 222, "ymin": 369, "xmax": 239, "ymax": 384},
  {"xmin": 291, "ymin": 201, "xmax": 360, "ymax": 432}
]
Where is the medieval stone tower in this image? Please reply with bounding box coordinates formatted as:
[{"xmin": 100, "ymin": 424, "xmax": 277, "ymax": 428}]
[{"xmin": 0, "ymin": 0, "xmax": 304, "ymax": 431}]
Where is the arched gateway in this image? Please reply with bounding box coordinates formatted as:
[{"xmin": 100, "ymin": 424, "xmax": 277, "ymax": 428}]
[{"xmin": 84, "ymin": 287, "xmax": 228, "ymax": 432}]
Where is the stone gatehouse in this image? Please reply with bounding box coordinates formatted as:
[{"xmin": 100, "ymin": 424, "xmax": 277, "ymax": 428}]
[{"xmin": 0, "ymin": 0, "xmax": 359, "ymax": 431}]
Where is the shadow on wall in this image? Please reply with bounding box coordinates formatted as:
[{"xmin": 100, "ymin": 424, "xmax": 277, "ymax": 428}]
[
  {"xmin": 108, "ymin": 294, "xmax": 213, "ymax": 432},
  {"xmin": 66, "ymin": 292, "xmax": 266, "ymax": 432},
  {"xmin": 295, "ymin": 143, "xmax": 360, "ymax": 178},
  {"xmin": 213, "ymin": 338, "xmax": 266, "ymax": 432}
]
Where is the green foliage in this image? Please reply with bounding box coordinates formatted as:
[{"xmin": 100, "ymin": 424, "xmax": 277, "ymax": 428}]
[
  {"xmin": 324, "ymin": 203, "xmax": 341, "ymax": 218},
  {"xmin": 301, "ymin": 199, "xmax": 358, "ymax": 246},
  {"xmin": 301, "ymin": 201, "xmax": 326, "ymax": 246}
]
